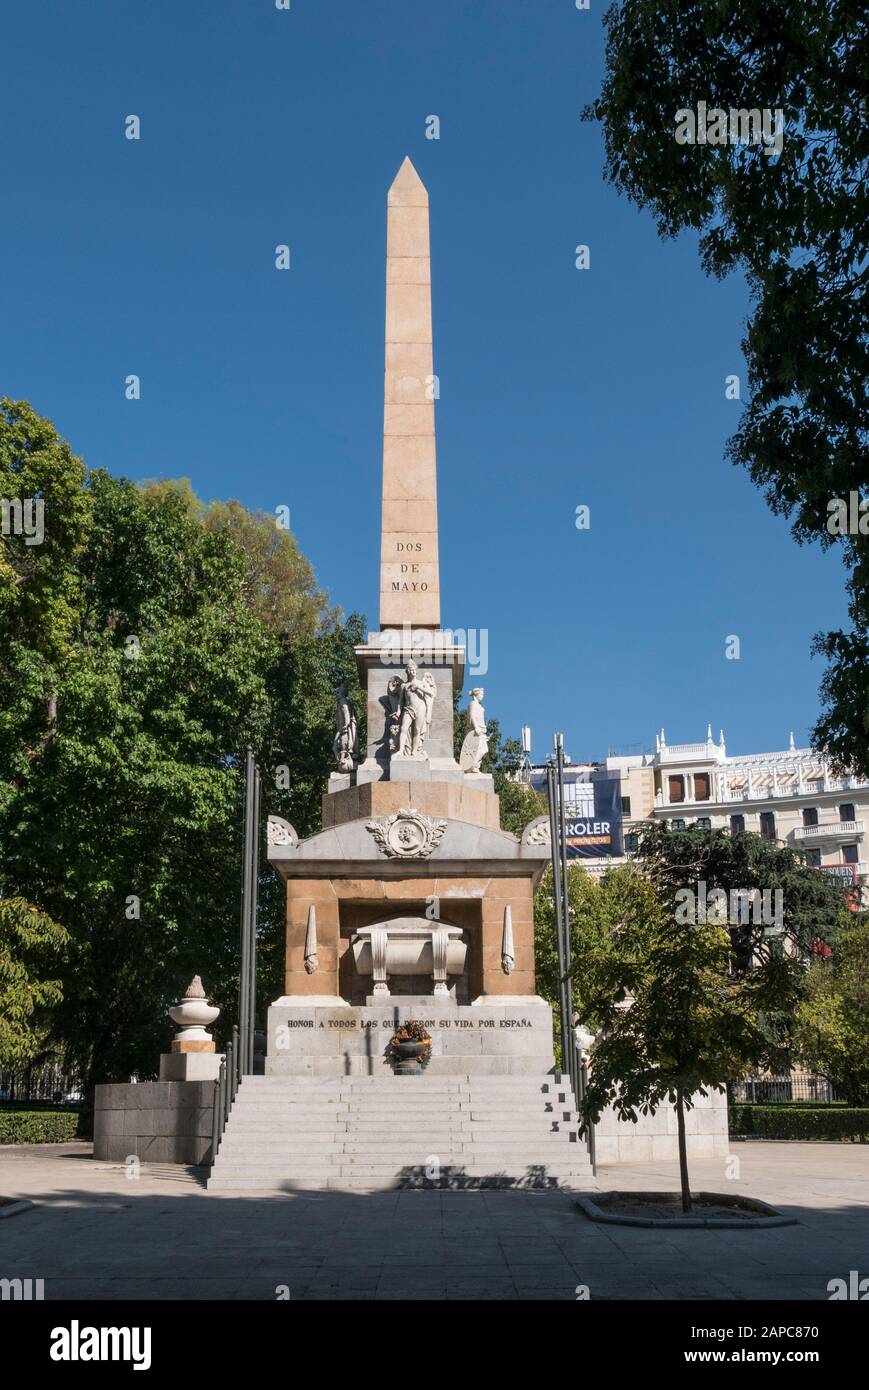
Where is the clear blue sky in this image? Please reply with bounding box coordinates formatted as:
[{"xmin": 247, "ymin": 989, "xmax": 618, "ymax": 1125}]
[{"xmin": 0, "ymin": 1, "xmax": 846, "ymax": 763}]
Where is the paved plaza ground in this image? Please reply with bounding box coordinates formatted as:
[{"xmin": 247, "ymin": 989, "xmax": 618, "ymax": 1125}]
[{"xmin": 1, "ymin": 1141, "xmax": 865, "ymax": 1300}]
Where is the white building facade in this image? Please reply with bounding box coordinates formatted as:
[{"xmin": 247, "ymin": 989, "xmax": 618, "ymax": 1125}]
[{"xmin": 604, "ymin": 727, "xmax": 869, "ymax": 905}]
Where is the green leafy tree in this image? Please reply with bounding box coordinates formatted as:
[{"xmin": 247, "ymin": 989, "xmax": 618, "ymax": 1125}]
[
  {"xmin": 551, "ymin": 825, "xmax": 847, "ymax": 1210},
  {"xmin": 577, "ymin": 862, "xmax": 800, "ymax": 1211},
  {"xmin": 0, "ymin": 400, "xmax": 355, "ymax": 1092},
  {"xmin": 633, "ymin": 822, "xmax": 848, "ymax": 963},
  {"xmin": 585, "ymin": 3, "xmax": 869, "ymax": 772},
  {"xmin": 534, "ymin": 861, "xmax": 623, "ymax": 1059},
  {"xmin": 0, "ymin": 897, "xmax": 69, "ymax": 1069},
  {"xmin": 794, "ymin": 914, "xmax": 869, "ymax": 1105},
  {"xmin": 0, "ymin": 398, "xmax": 91, "ymax": 797}
]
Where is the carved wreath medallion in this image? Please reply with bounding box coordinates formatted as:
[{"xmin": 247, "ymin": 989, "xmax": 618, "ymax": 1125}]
[
  {"xmin": 366, "ymin": 807, "xmax": 447, "ymax": 859},
  {"xmin": 522, "ymin": 816, "xmax": 551, "ymax": 846},
  {"xmin": 267, "ymin": 815, "xmax": 298, "ymax": 848}
]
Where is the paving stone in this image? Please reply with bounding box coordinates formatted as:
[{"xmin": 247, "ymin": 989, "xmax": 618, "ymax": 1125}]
[{"xmin": 1, "ymin": 1140, "xmax": 866, "ymax": 1301}]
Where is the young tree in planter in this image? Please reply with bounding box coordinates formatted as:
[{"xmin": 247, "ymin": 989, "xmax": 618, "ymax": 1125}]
[
  {"xmin": 575, "ymin": 826, "xmax": 849, "ymax": 1212},
  {"xmin": 794, "ymin": 914, "xmax": 869, "ymax": 1107}
]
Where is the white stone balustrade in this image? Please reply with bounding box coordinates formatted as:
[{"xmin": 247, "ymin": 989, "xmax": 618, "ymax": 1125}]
[{"xmin": 794, "ymin": 821, "xmax": 863, "ymax": 841}]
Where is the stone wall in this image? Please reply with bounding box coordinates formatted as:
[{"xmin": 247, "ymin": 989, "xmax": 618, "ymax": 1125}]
[
  {"xmin": 592, "ymin": 1086, "xmax": 729, "ymax": 1164},
  {"xmin": 93, "ymin": 1081, "xmax": 214, "ymax": 1165},
  {"xmin": 266, "ymin": 998, "xmax": 556, "ymax": 1078}
]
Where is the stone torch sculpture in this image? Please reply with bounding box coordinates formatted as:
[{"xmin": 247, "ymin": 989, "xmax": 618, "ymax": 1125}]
[{"xmin": 159, "ymin": 976, "xmax": 224, "ymax": 1082}]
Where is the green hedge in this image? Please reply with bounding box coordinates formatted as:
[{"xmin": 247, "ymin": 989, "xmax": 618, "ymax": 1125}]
[
  {"xmin": 729, "ymin": 1105, "xmax": 869, "ymax": 1142},
  {"xmin": 0, "ymin": 1109, "xmax": 91, "ymax": 1144}
]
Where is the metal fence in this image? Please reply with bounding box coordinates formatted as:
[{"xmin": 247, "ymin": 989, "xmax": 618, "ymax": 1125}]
[
  {"xmin": 545, "ymin": 736, "xmax": 596, "ymax": 1175},
  {"xmin": 211, "ymin": 1025, "xmax": 242, "ymax": 1162},
  {"xmin": 210, "ymin": 749, "xmax": 261, "ymax": 1165},
  {"xmin": 731, "ymin": 1073, "xmax": 839, "ymax": 1104},
  {"xmin": 0, "ymin": 1062, "xmax": 85, "ymax": 1105}
]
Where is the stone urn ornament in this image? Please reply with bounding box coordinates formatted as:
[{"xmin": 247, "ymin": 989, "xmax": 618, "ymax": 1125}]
[{"xmin": 168, "ymin": 975, "xmax": 220, "ymax": 1053}]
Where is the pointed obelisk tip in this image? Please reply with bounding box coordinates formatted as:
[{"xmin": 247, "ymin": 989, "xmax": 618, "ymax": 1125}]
[{"xmin": 388, "ymin": 155, "xmax": 428, "ymax": 204}]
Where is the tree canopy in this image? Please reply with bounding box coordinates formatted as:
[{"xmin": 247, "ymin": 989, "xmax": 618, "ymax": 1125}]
[
  {"xmin": 0, "ymin": 897, "xmax": 69, "ymax": 1070},
  {"xmin": 794, "ymin": 912, "xmax": 869, "ymax": 1105},
  {"xmin": 586, "ymin": 2, "xmax": 869, "ymax": 771},
  {"xmin": 0, "ymin": 398, "xmax": 362, "ymax": 1090},
  {"xmin": 534, "ymin": 825, "xmax": 850, "ymax": 1208},
  {"xmin": 576, "ymin": 860, "xmax": 800, "ymax": 1211}
]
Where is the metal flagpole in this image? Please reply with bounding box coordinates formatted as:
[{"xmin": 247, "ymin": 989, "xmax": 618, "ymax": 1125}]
[
  {"xmin": 554, "ymin": 734, "xmax": 575, "ymax": 1095},
  {"xmin": 247, "ymin": 763, "xmax": 261, "ymax": 1074},
  {"xmin": 239, "ymin": 748, "xmax": 254, "ymax": 1074},
  {"xmin": 546, "ymin": 752, "xmax": 572, "ymax": 1080}
]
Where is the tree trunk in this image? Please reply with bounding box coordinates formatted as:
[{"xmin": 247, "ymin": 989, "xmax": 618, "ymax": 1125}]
[{"xmin": 675, "ymin": 1087, "xmax": 691, "ymax": 1214}]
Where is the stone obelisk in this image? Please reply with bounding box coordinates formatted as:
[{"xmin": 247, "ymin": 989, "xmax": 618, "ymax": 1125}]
[
  {"xmin": 265, "ymin": 159, "xmax": 551, "ymax": 1023},
  {"xmin": 380, "ymin": 157, "xmax": 440, "ymax": 631}
]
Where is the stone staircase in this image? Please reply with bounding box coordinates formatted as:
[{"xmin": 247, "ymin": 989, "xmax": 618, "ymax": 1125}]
[{"xmin": 207, "ymin": 1074, "xmax": 595, "ymax": 1191}]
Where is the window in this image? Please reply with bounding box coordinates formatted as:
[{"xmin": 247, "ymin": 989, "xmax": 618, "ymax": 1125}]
[
  {"xmin": 842, "ymin": 844, "xmax": 859, "ymax": 865},
  {"xmin": 668, "ymin": 775, "xmax": 685, "ymax": 803},
  {"xmin": 624, "ymin": 833, "xmax": 638, "ymax": 854},
  {"xmin": 694, "ymin": 772, "xmax": 711, "ymax": 802},
  {"xmin": 760, "ymin": 812, "xmax": 776, "ymax": 841},
  {"xmin": 730, "ymin": 814, "xmax": 745, "ymax": 834},
  {"xmin": 802, "ymin": 807, "xmax": 818, "ymax": 827},
  {"xmin": 805, "ymin": 849, "xmax": 821, "ymax": 867},
  {"xmin": 671, "ymin": 818, "xmax": 686, "ymax": 830},
  {"xmin": 621, "ymin": 796, "xmax": 631, "ymax": 817},
  {"xmin": 839, "ymin": 803, "xmax": 856, "ymax": 824},
  {"xmin": 695, "ymin": 817, "xmax": 711, "ymax": 830}
]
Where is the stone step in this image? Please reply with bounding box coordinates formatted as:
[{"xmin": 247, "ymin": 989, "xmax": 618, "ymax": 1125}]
[
  {"xmin": 227, "ymin": 1105, "xmax": 566, "ymax": 1120},
  {"xmin": 236, "ymin": 1081, "xmax": 565, "ymax": 1092},
  {"xmin": 207, "ymin": 1184, "xmax": 592, "ymax": 1195},
  {"xmin": 219, "ymin": 1119, "xmax": 578, "ymax": 1134},
  {"xmin": 231, "ymin": 1124, "xmax": 578, "ymax": 1137},
  {"xmin": 212, "ymin": 1145, "xmax": 590, "ymax": 1166},
  {"xmin": 217, "ymin": 1140, "xmax": 582, "ymax": 1157},
  {"xmin": 255, "ymin": 1090, "xmax": 569, "ymax": 1101},
  {"xmin": 230, "ymin": 1089, "xmax": 570, "ymax": 1100},
  {"xmin": 223, "ymin": 1131, "xmax": 576, "ymax": 1146},
  {"xmin": 217, "ymin": 1137, "xmax": 580, "ymax": 1153},
  {"xmin": 209, "ymin": 1162, "xmax": 591, "ymax": 1180},
  {"xmin": 244, "ymin": 1071, "xmax": 570, "ymax": 1081},
  {"xmin": 208, "ymin": 1069, "xmax": 588, "ymax": 1193}
]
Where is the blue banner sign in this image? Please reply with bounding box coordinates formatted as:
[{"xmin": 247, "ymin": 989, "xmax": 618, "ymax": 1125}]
[{"xmin": 530, "ymin": 769, "xmax": 624, "ymax": 858}]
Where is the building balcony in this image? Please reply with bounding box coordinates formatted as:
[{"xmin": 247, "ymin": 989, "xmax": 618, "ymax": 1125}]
[{"xmin": 794, "ymin": 821, "xmax": 864, "ymax": 843}]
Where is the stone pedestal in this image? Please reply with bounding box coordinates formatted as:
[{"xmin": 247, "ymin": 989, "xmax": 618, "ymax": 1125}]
[
  {"xmin": 93, "ymin": 1081, "xmax": 216, "ymax": 1165},
  {"xmin": 159, "ymin": 1051, "xmax": 223, "ymax": 1082},
  {"xmin": 266, "ymin": 997, "xmax": 555, "ymax": 1078},
  {"xmin": 354, "ymin": 633, "xmax": 467, "ymax": 784}
]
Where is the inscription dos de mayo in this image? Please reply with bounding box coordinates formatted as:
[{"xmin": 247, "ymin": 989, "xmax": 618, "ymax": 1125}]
[{"xmin": 392, "ymin": 538, "xmax": 428, "ymax": 592}]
